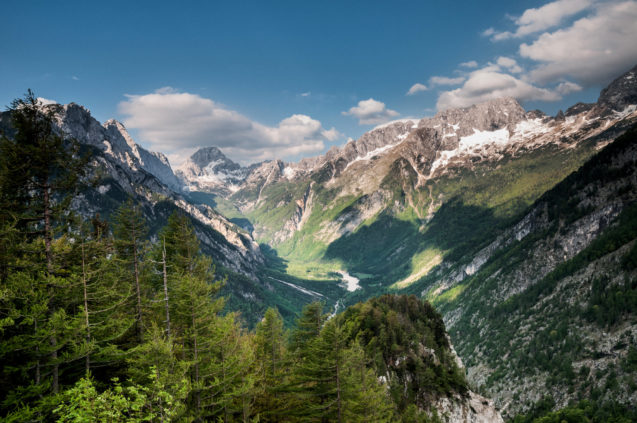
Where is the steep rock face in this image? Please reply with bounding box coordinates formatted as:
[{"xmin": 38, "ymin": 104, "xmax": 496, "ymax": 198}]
[
  {"xmin": 434, "ymin": 392, "xmax": 503, "ymax": 423},
  {"xmin": 435, "ymin": 126, "xmax": 637, "ymax": 417},
  {"xmin": 48, "ymin": 103, "xmax": 182, "ymax": 190},
  {"xmin": 4, "ymin": 102, "xmax": 266, "ymax": 279},
  {"xmin": 176, "ymin": 146, "xmax": 249, "ymax": 194},
  {"xmin": 337, "ymin": 295, "xmax": 504, "ymax": 423},
  {"xmin": 593, "ymin": 63, "xmax": 637, "ymax": 115},
  {"xmin": 232, "ymin": 159, "xmax": 286, "ymax": 210}
]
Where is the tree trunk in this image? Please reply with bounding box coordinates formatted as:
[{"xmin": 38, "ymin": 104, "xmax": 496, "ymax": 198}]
[
  {"xmin": 81, "ymin": 239, "xmax": 91, "ymax": 373},
  {"xmin": 34, "ymin": 319, "xmax": 40, "ymax": 386},
  {"xmin": 162, "ymin": 238, "xmax": 170, "ymax": 338},
  {"xmin": 192, "ymin": 309, "xmax": 200, "ymax": 414},
  {"xmin": 131, "ymin": 217, "xmax": 143, "ymax": 343},
  {"xmin": 43, "ymin": 185, "xmax": 53, "ymax": 274},
  {"xmin": 221, "ymin": 347, "xmax": 228, "ymax": 423},
  {"xmin": 336, "ymin": 361, "xmax": 342, "ymax": 423},
  {"xmin": 43, "ymin": 184, "xmax": 58, "ymax": 394}
]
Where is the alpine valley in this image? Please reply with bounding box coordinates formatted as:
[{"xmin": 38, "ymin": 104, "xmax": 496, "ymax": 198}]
[{"xmin": 2, "ymin": 64, "xmax": 637, "ymax": 422}]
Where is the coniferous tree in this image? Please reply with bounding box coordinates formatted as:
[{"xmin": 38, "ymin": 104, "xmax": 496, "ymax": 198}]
[
  {"xmin": 341, "ymin": 342, "xmax": 395, "ymax": 423},
  {"xmin": 204, "ymin": 312, "xmax": 255, "ymax": 422},
  {"xmin": 0, "ymin": 90, "xmax": 87, "ymax": 399},
  {"xmin": 253, "ymin": 307, "xmax": 288, "ymax": 421},
  {"xmin": 112, "ymin": 199, "xmax": 149, "ymax": 344},
  {"xmin": 69, "ymin": 222, "xmax": 133, "ymax": 376},
  {"xmin": 289, "ymin": 301, "xmax": 326, "ymax": 356},
  {"xmin": 293, "ymin": 318, "xmax": 349, "ymax": 422},
  {"xmin": 126, "ymin": 324, "xmax": 191, "ymax": 421}
]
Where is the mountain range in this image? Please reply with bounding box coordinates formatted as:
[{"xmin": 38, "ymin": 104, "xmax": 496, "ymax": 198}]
[{"xmin": 2, "ymin": 64, "xmax": 636, "ymax": 419}]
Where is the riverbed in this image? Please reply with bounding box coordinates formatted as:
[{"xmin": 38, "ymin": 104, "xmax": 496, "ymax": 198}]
[{"xmin": 338, "ymin": 271, "xmax": 360, "ymax": 292}]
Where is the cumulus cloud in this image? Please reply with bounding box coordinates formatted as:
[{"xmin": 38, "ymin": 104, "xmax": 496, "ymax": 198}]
[
  {"xmin": 342, "ymin": 98, "xmax": 399, "ymax": 125},
  {"xmin": 521, "ymin": 1, "xmax": 637, "ymax": 85},
  {"xmin": 433, "ymin": 1, "xmax": 636, "ymax": 111},
  {"xmin": 514, "ymin": 0, "xmax": 593, "ymax": 36},
  {"xmin": 429, "ymin": 76, "xmax": 466, "ymax": 86},
  {"xmin": 406, "ymin": 83, "xmax": 428, "ymax": 95},
  {"xmin": 489, "ymin": 0, "xmax": 594, "ymax": 40},
  {"xmin": 459, "ymin": 60, "xmax": 478, "ymax": 68},
  {"xmin": 436, "ymin": 68, "xmax": 561, "ymax": 110},
  {"xmin": 496, "ymin": 56, "xmax": 523, "ymax": 73},
  {"xmin": 556, "ymin": 81, "xmax": 583, "ymax": 95},
  {"xmin": 118, "ymin": 87, "xmax": 340, "ymax": 165}
]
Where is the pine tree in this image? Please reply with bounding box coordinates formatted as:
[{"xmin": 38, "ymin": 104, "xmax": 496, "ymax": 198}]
[
  {"xmin": 289, "ymin": 301, "xmax": 326, "ymax": 356},
  {"xmin": 126, "ymin": 324, "xmax": 191, "ymax": 421},
  {"xmin": 203, "ymin": 313, "xmax": 255, "ymax": 422},
  {"xmin": 341, "ymin": 342, "xmax": 395, "ymax": 423},
  {"xmin": 253, "ymin": 307, "xmax": 288, "ymax": 421},
  {"xmin": 293, "ymin": 319, "xmax": 349, "ymax": 422},
  {"xmin": 70, "ymin": 222, "xmax": 133, "ymax": 376},
  {"xmin": 112, "ymin": 199, "xmax": 149, "ymax": 344},
  {"xmin": 0, "ymin": 90, "xmax": 87, "ymax": 395}
]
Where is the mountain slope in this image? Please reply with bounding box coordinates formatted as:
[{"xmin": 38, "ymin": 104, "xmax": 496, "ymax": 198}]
[
  {"xmin": 432, "ymin": 124, "xmax": 637, "ymax": 417},
  {"xmin": 179, "ymin": 66, "xmax": 637, "ymax": 306},
  {"xmin": 0, "ymin": 104, "xmax": 305, "ymax": 326},
  {"xmin": 336, "ymin": 294, "xmax": 504, "ymax": 422}
]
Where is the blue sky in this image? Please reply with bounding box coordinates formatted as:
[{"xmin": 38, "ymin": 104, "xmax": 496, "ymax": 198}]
[{"xmin": 2, "ymin": 0, "xmax": 636, "ymax": 165}]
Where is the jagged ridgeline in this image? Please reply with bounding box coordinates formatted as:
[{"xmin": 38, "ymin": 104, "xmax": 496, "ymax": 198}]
[
  {"xmin": 433, "ymin": 124, "xmax": 637, "ymax": 417},
  {"xmin": 2, "ymin": 64, "xmax": 637, "ymax": 421}
]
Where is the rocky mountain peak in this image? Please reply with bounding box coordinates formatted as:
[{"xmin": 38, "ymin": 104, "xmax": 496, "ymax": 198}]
[
  {"xmin": 427, "ymin": 97, "xmax": 526, "ymax": 137},
  {"xmin": 189, "ymin": 146, "xmax": 239, "ymax": 170},
  {"xmin": 177, "ymin": 147, "xmax": 249, "ymax": 194},
  {"xmin": 596, "ymin": 64, "xmax": 637, "ymax": 112},
  {"xmin": 103, "ymin": 119, "xmax": 140, "ymax": 156}
]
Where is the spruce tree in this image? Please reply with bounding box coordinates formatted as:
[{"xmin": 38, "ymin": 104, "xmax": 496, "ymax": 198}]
[
  {"xmin": 0, "ymin": 90, "xmax": 86, "ymax": 397},
  {"xmin": 69, "ymin": 222, "xmax": 133, "ymax": 377},
  {"xmin": 253, "ymin": 307, "xmax": 288, "ymax": 421},
  {"xmin": 112, "ymin": 199, "xmax": 149, "ymax": 344}
]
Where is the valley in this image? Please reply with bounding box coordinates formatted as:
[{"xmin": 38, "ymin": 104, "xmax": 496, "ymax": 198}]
[
  {"xmin": 4, "ymin": 1, "xmax": 637, "ymax": 421},
  {"xmin": 1, "ymin": 63, "xmax": 636, "ymax": 422}
]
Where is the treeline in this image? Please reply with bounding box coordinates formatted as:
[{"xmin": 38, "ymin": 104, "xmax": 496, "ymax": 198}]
[
  {"xmin": 512, "ymin": 397, "xmax": 637, "ymax": 423},
  {"xmin": 0, "ymin": 92, "xmax": 460, "ymax": 421}
]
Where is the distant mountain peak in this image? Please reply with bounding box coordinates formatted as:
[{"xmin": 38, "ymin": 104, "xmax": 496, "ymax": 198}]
[
  {"xmin": 177, "ymin": 146, "xmax": 248, "ymax": 194},
  {"xmin": 596, "ymin": 63, "xmax": 637, "ymax": 113},
  {"xmin": 189, "ymin": 146, "xmax": 239, "ymax": 170}
]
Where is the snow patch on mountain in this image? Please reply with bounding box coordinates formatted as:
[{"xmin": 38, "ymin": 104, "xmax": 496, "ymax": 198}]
[
  {"xmin": 344, "ymin": 141, "xmax": 404, "ymax": 170},
  {"xmin": 373, "ymin": 118, "xmax": 419, "ymax": 131},
  {"xmin": 430, "ymin": 127, "xmax": 511, "ymax": 175}
]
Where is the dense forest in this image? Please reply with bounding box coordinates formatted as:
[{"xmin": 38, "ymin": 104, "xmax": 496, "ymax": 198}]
[
  {"xmin": 2, "ymin": 93, "xmax": 636, "ymax": 422},
  {"xmin": 0, "ymin": 92, "xmax": 467, "ymax": 422}
]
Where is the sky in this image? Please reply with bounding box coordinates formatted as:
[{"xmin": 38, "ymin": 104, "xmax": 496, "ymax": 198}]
[{"xmin": 1, "ymin": 0, "xmax": 636, "ymax": 166}]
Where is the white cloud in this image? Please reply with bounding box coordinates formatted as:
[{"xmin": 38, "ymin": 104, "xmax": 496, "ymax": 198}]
[
  {"xmin": 118, "ymin": 88, "xmax": 340, "ymax": 165},
  {"xmin": 406, "ymin": 83, "xmax": 428, "ymax": 95},
  {"xmin": 515, "ymin": 0, "xmax": 593, "ymax": 36},
  {"xmin": 300, "ymin": 92, "xmax": 311, "ymax": 97},
  {"xmin": 72, "ymin": 75, "xmax": 79, "ymax": 81},
  {"xmin": 429, "ymin": 76, "xmax": 466, "ymax": 86},
  {"xmin": 556, "ymin": 81, "xmax": 583, "ymax": 95},
  {"xmin": 496, "ymin": 56, "xmax": 523, "ymax": 73},
  {"xmin": 489, "ymin": 0, "xmax": 594, "ymax": 40},
  {"xmin": 436, "ymin": 68, "xmax": 561, "ymax": 110},
  {"xmin": 342, "ymin": 98, "xmax": 399, "ymax": 125},
  {"xmin": 521, "ymin": 1, "xmax": 637, "ymax": 85},
  {"xmin": 491, "ymin": 31, "xmax": 514, "ymax": 41},
  {"xmin": 459, "ymin": 60, "xmax": 478, "ymax": 68},
  {"xmin": 433, "ymin": 0, "xmax": 636, "ymax": 111}
]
